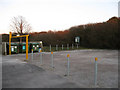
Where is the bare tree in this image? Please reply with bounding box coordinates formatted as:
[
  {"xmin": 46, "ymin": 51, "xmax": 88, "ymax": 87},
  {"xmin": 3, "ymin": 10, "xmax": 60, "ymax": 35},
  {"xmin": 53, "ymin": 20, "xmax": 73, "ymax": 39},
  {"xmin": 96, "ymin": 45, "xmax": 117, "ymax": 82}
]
[{"xmin": 10, "ymin": 16, "xmax": 32, "ymax": 42}]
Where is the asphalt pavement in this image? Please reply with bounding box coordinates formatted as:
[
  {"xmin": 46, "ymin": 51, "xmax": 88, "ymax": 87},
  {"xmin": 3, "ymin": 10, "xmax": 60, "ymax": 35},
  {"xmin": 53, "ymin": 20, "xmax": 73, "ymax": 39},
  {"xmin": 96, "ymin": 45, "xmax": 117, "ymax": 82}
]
[
  {"xmin": 2, "ymin": 55, "xmax": 80, "ymax": 88},
  {"xmin": 2, "ymin": 49, "xmax": 118, "ymax": 88}
]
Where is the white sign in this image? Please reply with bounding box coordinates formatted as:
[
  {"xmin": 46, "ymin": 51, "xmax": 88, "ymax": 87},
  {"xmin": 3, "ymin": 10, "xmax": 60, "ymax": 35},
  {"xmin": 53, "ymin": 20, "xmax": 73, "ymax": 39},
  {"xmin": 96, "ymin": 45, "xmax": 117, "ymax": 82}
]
[
  {"xmin": 11, "ymin": 47, "xmax": 14, "ymax": 51},
  {"xmin": 75, "ymin": 37, "xmax": 80, "ymax": 43},
  {"xmin": 40, "ymin": 41, "xmax": 42, "ymax": 44}
]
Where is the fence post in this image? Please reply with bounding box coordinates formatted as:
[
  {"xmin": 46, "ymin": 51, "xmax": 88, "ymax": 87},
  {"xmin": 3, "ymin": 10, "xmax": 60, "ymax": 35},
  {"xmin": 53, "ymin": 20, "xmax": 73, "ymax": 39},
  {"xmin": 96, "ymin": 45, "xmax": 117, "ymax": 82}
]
[
  {"xmin": 40, "ymin": 50, "xmax": 42, "ymax": 65},
  {"xmin": 62, "ymin": 44, "xmax": 64, "ymax": 50},
  {"xmin": 51, "ymin": 52, "xmax": 54, "ymax": 68},
  {"xmin": 50, "ymin": 45, "xmax": 51, "ymax": 52},
  {"xmin": 56, "ymin": 45, "xmax": 58, "ymax": 51},
  {"xmin": 94, "ymin": 57, "xmax": 98, "ymax": 87}
]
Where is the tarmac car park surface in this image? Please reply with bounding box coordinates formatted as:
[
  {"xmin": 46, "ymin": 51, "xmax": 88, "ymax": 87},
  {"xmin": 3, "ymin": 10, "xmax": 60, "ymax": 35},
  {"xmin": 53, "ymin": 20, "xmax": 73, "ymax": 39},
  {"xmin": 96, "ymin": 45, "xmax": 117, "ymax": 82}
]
[{"xmin": 2, "ymin": 49, "xmax": 118, "ymax": 88}]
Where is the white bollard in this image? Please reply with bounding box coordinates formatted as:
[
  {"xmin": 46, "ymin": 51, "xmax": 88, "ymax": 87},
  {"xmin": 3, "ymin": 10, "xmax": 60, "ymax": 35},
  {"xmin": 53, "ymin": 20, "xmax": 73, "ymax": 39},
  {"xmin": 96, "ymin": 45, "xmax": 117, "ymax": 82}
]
[{"xmin": 62, "ymin": 44, "xmax": 64, "ymax": 50}]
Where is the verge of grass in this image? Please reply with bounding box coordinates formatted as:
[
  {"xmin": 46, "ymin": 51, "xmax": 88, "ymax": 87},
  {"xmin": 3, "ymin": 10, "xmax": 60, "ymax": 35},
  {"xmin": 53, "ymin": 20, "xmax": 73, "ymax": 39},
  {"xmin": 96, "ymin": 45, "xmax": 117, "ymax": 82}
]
[{"xmin": 42, "ymin": 46, "xmax": 90, "ymax": 52}]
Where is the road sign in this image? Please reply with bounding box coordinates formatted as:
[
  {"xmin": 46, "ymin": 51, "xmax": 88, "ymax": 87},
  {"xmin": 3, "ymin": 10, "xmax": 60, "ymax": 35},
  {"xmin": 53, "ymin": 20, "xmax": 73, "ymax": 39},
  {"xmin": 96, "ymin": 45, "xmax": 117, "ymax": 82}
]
[{"xmin": 75, "ymin": 36, "xmax": 80, "ymax": 43}]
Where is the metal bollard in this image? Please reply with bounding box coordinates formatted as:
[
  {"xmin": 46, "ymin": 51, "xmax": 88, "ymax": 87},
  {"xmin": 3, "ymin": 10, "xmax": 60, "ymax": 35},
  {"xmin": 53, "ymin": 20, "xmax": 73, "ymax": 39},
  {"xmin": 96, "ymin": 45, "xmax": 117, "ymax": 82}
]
[
  {"xmin": 67, "ymin": 54, "xmax": 70, "ymax": 76},
  {"xmin": 50, "ymin": 45, "xmax": 51, "ymax": 52},
  {"xmin": 62, "ymin": 44, "xmax": 64, "ymax": 50},
  {"xmin": 40, "ymin": 50, "xmax": 42, "ymax": 65},
  {"xmin": 32, "ymin": 49, "xmax": 33, "ymax": 60},
  {"xmin": 51, "ymin": 52, "xmax": 54, "ymax": 68},
  {"xmin": 94, "ymin": 57, "xmax": 98, "ymax": 87}
]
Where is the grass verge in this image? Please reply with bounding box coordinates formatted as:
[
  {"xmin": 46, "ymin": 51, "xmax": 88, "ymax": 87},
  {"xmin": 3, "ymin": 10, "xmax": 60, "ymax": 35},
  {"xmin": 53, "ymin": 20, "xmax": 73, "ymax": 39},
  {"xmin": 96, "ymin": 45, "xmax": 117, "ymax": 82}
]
[{"xmin": 42, "ymin": 46, "xmax": 89, "ymax": 52}]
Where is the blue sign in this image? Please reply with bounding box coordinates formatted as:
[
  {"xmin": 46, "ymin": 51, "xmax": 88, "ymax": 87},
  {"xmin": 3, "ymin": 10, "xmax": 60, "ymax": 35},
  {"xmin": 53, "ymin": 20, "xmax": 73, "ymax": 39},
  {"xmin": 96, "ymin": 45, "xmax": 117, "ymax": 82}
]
[{"xmin": 23, "ymin": 46, "xmax": 26, "ymax": 49}]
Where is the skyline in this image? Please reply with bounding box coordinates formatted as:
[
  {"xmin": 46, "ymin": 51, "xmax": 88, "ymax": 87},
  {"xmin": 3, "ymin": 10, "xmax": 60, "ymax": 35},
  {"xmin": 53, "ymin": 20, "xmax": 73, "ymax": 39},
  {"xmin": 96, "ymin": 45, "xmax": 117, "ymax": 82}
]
[{"xmin": 0, "ymin": 0, "xmax": 119, "ymax": 34}]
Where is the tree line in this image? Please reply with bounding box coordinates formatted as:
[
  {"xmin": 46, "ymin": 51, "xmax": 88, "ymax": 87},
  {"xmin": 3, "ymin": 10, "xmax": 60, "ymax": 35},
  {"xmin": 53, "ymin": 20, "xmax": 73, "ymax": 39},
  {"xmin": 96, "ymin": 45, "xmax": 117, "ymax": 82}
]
[{"xmin": 2, "ymin": 17, "xmax": 119, "ymax": 49}]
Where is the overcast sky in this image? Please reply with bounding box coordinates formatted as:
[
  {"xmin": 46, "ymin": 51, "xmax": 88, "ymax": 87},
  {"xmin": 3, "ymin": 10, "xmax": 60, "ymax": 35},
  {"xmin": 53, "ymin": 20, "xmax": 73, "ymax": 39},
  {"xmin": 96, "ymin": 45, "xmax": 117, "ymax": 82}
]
[
  {"xmin": 118, "ymin": 1, "xmax": 120, "ymax": 17},
  {"xmin": 0, "ymin": 0, "xmax": 119, "ymax": 34}
]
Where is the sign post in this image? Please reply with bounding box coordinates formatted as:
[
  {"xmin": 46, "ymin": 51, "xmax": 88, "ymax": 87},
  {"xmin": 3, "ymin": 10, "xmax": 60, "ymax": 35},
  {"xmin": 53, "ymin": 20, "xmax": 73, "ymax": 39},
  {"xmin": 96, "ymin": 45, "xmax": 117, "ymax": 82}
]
[{"xmin": 77, "ymin": 44, "xmax": 78, "ymax": 49}]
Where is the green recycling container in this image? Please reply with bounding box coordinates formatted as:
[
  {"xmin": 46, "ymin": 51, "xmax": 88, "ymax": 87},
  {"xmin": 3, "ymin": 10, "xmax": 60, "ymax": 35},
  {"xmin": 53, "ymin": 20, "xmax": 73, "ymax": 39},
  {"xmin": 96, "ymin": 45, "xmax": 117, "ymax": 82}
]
[
  {"xmin": 11, "ymin": 43, "xmax": 18, "ymax": 54},
  {"xmin": 31, "ymin": 42, "xmax": 40, "ymax": 52},
  {"xmin": 19, "ymin": 43, "xmax": 30, "ymax": 53}
]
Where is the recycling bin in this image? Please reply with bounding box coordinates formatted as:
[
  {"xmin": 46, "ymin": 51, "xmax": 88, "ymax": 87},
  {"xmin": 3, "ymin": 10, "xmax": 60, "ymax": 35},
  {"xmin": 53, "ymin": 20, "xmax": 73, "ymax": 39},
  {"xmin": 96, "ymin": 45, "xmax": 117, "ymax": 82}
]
[
  {"xmin": 7, "ymin": 42, "xmax": 18, "ymax": 54},
  {"xmin": 31, "ymin": 42, "xmax": 40, "ymax": 52},
  {"xmin": 19, "ymin": 43, "xmax": 30, "ymax": 53}
]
